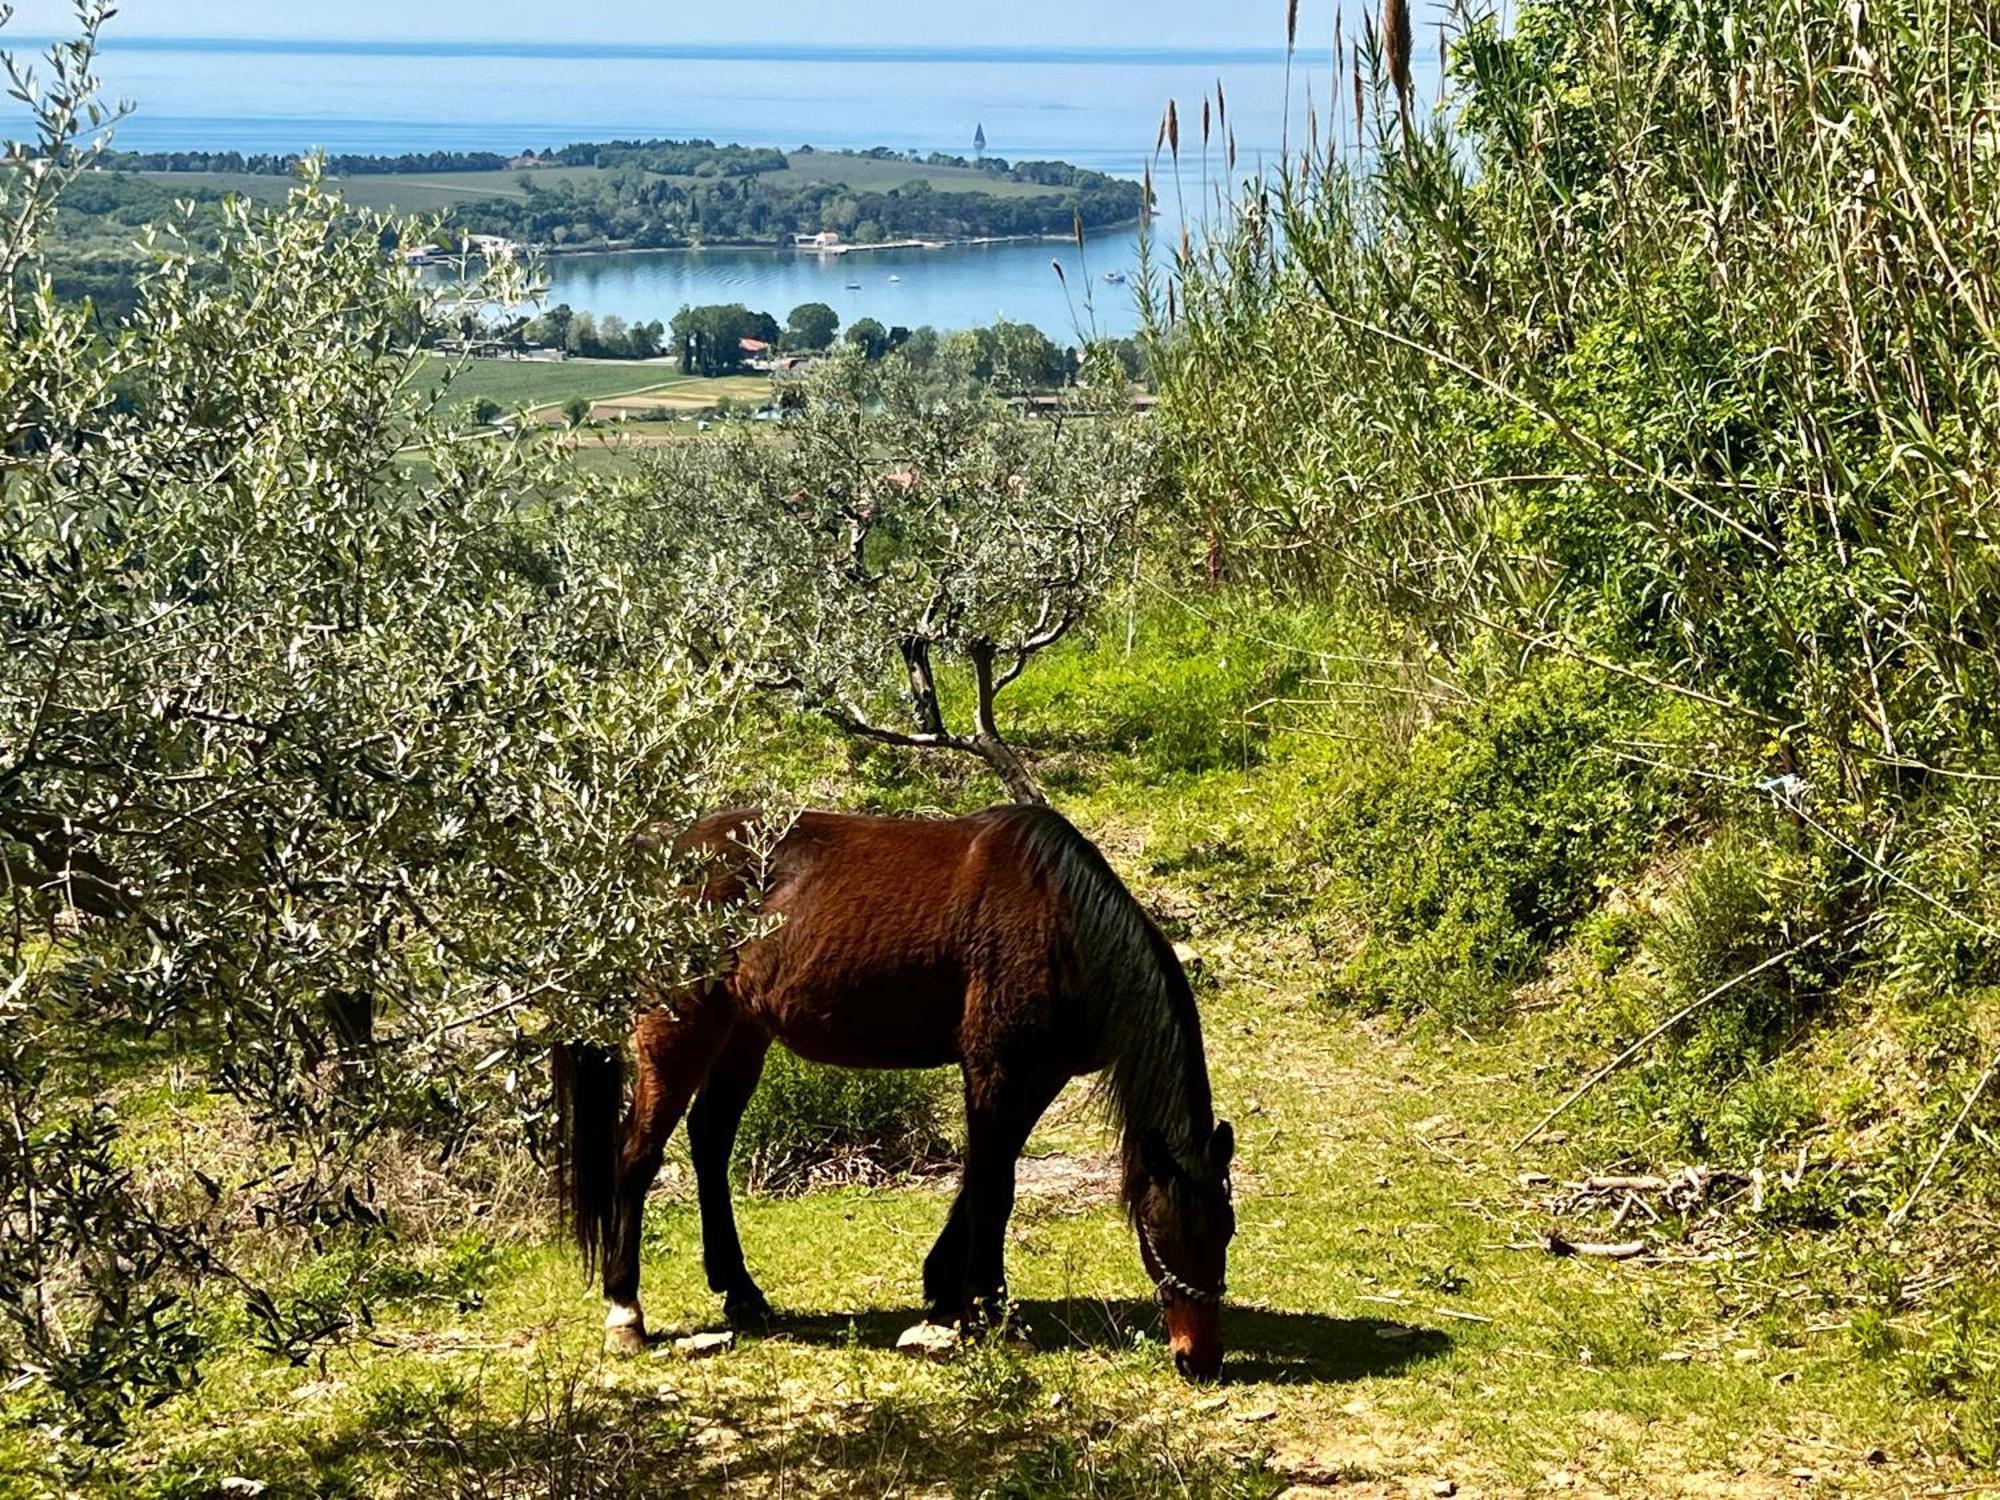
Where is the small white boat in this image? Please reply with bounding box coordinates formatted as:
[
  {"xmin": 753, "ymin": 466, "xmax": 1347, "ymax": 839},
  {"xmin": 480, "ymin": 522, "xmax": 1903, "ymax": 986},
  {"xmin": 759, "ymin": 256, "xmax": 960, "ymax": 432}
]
[
  {"xmin": 1103, "ymin": 269, "xmax": 1128, "ymax": 285},
  {"xmin": 845, "ymin": 280, "xmax": 862, "ymax": 290},
  {"xmin": 888, "ymin": 274, "xmax": 902, "ymax": 283}
]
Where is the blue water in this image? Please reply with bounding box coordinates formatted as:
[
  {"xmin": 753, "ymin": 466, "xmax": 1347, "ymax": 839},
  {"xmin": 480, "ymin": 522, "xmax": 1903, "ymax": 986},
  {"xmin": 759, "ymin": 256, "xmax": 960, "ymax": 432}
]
[
  {"xmin": 8, "ymin": 32, "xmax": 1438, "ymax": 335},
  {"xmin": 53, "ymin": 38, "xmax": 1327, "ymax": 173},
  {"xmin": 540, "ymin": 233, "xmax": 1156, "ymax": 342}
]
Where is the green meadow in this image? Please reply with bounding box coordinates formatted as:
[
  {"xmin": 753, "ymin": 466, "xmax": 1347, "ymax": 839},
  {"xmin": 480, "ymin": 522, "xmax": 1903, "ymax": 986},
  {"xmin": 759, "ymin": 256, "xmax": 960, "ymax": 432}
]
[{"xmin": 33, "ymin": 615, "xmax": 1960, "ymax": 1498}]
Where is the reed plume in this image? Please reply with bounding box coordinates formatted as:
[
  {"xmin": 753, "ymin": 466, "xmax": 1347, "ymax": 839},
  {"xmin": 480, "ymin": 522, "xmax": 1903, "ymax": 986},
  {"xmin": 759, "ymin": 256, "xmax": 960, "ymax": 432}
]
[
  {"xmin": 1333, "ymin": 11, "xmax": 1345, "ymax": 149},
  {"xmin": 1282, "ymin": 0, "xmax": 1301, "ymax": 158},
  {"xmin": 1385, "ymin": 0, "xmax": 1413, "ymax": 131}
]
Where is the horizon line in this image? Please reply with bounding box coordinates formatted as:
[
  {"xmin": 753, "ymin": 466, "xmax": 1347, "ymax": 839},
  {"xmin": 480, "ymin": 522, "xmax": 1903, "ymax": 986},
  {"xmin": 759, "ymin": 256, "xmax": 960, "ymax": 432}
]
[{"xmin": 6, "ymin": 34, "xmax": 1296, "ymax": 66}]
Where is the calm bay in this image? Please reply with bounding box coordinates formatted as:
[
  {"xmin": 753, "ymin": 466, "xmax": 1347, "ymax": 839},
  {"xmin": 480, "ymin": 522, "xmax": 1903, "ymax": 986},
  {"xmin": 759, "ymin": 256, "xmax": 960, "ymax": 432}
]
[{"xmin": 21, "ymin": 35, "xmax": 1400, "ymax": 335}]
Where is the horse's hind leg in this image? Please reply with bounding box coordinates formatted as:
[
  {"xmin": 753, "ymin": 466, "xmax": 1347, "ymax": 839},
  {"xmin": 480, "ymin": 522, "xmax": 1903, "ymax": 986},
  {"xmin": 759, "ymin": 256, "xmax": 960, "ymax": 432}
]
[
  {"xmin": 603, "ymin": 997, "xmax": 729, "ymax": 1353},
  {"xmin": 686, "ymin": 1025, "xmax": 773, "ymax": 1326}
]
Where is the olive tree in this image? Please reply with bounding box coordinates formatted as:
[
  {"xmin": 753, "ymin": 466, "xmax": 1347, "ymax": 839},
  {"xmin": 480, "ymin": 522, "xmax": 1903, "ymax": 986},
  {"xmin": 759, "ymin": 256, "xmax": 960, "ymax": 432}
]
[
  {"xmin": 622, "ymin": 349, "xmax": 1156, "ymax": 802},
  {"xmin": 0, "ymin": 12, "xmax": 747, "ymax": 1439}
]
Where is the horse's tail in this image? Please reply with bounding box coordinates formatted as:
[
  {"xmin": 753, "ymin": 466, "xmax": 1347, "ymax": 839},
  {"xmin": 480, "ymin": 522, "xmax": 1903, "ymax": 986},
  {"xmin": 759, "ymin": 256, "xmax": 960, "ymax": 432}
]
[{"xmin": 549, "ymin": 1040, "xmax": 623, "ymax": 1278}]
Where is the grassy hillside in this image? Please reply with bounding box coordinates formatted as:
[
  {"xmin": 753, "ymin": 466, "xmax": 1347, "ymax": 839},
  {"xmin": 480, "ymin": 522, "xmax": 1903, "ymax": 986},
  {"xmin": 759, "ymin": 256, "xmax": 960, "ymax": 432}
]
[
  {"xmin": 16, "ymin": 603, "xmax": 1981, "ymax": 1498},
  {"xmin": 12, "ymin": 1, "xmax": 2000, "ymax": 1492}
]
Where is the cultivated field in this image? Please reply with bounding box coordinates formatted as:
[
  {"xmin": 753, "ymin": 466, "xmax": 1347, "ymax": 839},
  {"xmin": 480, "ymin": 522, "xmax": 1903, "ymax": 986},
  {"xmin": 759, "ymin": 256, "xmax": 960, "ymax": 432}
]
[
  {"xmin": 776, "ymin": 152, "xmax": 1061, "ymax": 199},
  {"xmin": 420, "ymin": 357, "xmax": 770, "ymax": 417}
]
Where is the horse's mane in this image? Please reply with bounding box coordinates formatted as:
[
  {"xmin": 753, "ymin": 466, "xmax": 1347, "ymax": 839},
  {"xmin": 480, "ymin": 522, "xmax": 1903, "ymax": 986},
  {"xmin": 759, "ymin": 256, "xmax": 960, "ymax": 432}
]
[{"xmin": 1000, "ymin": 805, "xmax": 1215, "ymax": 1211}]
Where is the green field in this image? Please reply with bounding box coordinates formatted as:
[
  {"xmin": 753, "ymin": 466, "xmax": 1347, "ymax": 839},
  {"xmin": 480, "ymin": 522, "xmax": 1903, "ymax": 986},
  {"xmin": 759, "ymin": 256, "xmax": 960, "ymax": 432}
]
[
  {"xmin": 419, "ymin": 357, "xmax": 769, "ymax": 416},
  {"xmin": 135, "ymin": 166, "xmax": 609, "ymax": 211},
  {"xmin": 140, "ymin": 152, "xmax": 1063, "ymax": 219},
  {"xmin": 775, "ymin": 152, "xmax": 1058, "ymax": 199}
]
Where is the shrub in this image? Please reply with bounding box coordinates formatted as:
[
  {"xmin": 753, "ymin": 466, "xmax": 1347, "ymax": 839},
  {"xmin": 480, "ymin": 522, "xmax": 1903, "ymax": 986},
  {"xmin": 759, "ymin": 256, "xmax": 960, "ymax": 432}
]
[
  {"xmin": 1611, "ymin": 825, "xmax": 1843, "ymax": 1158},
  {"xmin": 0, "ymin": 17, "xmax": 741, "ymax": 1433},
  {"xmin": 1901, "ymin": 1291, "xmax": 2000, "ymax": 1467},
  {"xmin": 1323, "ymin": 661, "xmax": 1685, "ymax": 1025},
  {"xmin": 619, "ymin": 350, "xmax": 1156, "ymax": 803},
  {"xmin": 1879, "ymin": 784, "xmax": 2000, "ymax": 1001},
  {"xmin": 1004, "ymin": 602, "xmax": 1326, "ymax": 777},
  {"xmin": 735, "ymin": 1051, "xmax": 954, "ymax": 1192}
]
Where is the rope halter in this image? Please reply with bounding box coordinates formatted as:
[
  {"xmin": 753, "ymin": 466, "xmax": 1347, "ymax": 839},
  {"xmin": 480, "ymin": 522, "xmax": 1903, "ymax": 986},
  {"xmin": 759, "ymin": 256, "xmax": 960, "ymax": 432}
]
[{"xmin": 1141, "ymin": 1219, "xmax": 1226, "ymax": 1307}]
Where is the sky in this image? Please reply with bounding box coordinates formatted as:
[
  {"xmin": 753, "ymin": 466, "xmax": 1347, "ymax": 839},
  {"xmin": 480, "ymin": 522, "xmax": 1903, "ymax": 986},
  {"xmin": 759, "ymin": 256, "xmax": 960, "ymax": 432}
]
[{"xmin": 9, "ymin": 0, "xmax": 1350, "ymax": 50}]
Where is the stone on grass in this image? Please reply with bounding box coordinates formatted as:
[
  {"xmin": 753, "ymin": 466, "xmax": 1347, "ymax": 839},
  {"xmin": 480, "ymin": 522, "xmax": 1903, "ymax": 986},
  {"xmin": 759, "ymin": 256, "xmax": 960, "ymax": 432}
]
[
  {"xmin": 674, "ymin": 1330, "xmax": 736, "ymax": 1359},
  {"xmin": 896, "ymin": 1321, "xmax": 959, "ymax": 1361}
]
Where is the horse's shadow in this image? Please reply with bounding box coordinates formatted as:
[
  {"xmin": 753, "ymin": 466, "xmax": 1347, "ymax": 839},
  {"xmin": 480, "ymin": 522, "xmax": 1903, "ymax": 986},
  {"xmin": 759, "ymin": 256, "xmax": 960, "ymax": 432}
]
[{"xmin": 750, "ymin": 1297, "xmax": 1450, "ymax": 1385}]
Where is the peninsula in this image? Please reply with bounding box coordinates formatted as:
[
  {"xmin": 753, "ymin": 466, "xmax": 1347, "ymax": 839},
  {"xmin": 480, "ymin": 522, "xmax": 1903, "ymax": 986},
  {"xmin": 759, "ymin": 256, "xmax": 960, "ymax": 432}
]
[{"xmin": 105, "ymin": 139, "xmax": 1150, "ymax": 256}]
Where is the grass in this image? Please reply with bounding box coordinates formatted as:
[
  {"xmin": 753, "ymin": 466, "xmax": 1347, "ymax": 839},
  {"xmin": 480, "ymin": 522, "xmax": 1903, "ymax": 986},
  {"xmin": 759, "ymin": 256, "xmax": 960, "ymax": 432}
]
[
  {"xmin": 31, "ymin": 601, "xmax": 1986, "ymax": 1498},
  {"xmin": 418, "ymin": 357, "xmax": 770, "ymax": 418},
  {"xmin": 67, "ymin": 876, "xmax": 1934, "ymax": 1497}
]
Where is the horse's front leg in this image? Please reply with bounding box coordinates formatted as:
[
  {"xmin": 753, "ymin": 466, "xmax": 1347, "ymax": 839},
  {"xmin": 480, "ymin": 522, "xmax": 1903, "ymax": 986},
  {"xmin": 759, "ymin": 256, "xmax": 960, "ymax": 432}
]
[
  {"xmin": 957, "ymin": 1063, "xmax": 1066, "ymax": 1328},
  {"xmin": 922, "ymin": 1191, "xmax": 969, "ymax": 1322},
  {"xmin": 603, "ymin": 1001, "xmax": 728, "ymax": 1353}
]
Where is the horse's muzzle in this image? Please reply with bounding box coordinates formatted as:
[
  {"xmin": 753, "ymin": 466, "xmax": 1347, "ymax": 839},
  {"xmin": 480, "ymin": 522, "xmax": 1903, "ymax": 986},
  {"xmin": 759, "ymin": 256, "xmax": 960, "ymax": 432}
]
[{"xmin": 1163, "ymin": 1293, "xmax": 1223, "ymax": 1381}]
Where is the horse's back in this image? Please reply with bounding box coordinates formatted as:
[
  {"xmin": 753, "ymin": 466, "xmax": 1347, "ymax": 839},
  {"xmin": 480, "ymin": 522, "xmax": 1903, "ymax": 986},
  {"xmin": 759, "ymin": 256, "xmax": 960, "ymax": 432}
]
[{"xmin": 700, "ymin": 806, "xmax": 1094, "ymax": 1072}]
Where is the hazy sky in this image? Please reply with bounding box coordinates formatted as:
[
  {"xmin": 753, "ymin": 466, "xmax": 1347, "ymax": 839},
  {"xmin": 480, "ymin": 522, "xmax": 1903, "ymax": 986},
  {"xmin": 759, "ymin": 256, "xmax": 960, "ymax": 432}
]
[{"xmin": 10, "ymin": 0, "xmax": 1348, "ymax": 49}]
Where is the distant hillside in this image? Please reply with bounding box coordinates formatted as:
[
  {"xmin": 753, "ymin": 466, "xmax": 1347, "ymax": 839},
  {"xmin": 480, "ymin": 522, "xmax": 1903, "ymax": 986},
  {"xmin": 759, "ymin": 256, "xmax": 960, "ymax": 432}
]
[{"xmin": 110, "ymin": 138, "xmax": 1149, "ymax": 252}]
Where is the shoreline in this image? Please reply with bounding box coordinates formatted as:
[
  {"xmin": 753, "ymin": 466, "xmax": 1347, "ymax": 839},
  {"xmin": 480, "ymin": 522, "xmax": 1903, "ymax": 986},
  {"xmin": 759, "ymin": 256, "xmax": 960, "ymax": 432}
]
[{"xmin": 529, "ymin": 217, "xmax": 1147, "ymax": 261}]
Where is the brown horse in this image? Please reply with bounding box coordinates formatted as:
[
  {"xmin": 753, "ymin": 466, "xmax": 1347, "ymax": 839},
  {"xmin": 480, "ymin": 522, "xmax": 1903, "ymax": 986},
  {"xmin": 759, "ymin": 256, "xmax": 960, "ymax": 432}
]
[{"xmin": 551, "ymin": 804, "xmax": 1236, "ymax": 1378}]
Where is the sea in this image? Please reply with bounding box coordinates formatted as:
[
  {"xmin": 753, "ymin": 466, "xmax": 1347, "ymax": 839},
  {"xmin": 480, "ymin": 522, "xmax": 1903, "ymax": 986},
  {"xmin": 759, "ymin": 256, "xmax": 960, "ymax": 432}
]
[{"xmin": 16, "ymin": 34, "xmax": 1433, "ymax": 337}]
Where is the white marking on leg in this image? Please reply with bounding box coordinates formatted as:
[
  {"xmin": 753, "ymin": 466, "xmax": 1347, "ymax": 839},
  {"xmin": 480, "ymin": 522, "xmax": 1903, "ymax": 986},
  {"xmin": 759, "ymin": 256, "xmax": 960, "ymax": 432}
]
[{"xmin": 605, "ymin": 1299, "xmax": 644, "ymax": 1333}]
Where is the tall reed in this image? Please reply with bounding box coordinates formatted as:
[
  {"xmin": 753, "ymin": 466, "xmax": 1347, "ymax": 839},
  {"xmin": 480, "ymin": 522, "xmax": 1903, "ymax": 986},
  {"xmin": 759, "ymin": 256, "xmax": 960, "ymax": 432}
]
[{"xmin": 1149, "ymin": 0, "xmax": 2000, "ymax": 811}]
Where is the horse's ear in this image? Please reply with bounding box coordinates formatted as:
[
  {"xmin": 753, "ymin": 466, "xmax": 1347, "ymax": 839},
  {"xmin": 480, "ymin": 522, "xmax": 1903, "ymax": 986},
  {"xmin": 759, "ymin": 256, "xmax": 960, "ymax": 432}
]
[
  {"xmin": 1210, "ymin": 1120, "xmax": 1235, "ymax": 1171},
  {"xmin": 1140, "ymin": 1128, "xmax": 1181, "ymax": 1186}
]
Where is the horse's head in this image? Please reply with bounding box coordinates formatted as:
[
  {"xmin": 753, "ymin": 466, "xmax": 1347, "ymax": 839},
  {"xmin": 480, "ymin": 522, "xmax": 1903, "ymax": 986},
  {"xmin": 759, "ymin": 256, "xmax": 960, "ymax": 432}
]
[{"xmin": 1133, "ymin": 1119, "xmax": 1235, "ymax": 1380}]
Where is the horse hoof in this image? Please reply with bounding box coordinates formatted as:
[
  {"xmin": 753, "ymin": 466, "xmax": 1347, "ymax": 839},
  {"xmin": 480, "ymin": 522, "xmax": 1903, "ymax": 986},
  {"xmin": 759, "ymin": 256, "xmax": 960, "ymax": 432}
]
[
  {"xmin": 724, "ymin": 1291, "xmax": 773, "ymax": 1328},
  {"xmin": 961, "ymin": 1290, "xmax": 1009, "ymax": 1333},
  {"xmin": 604, "ymin": 1322, "xmax": 647, "ymax": 1356}
]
